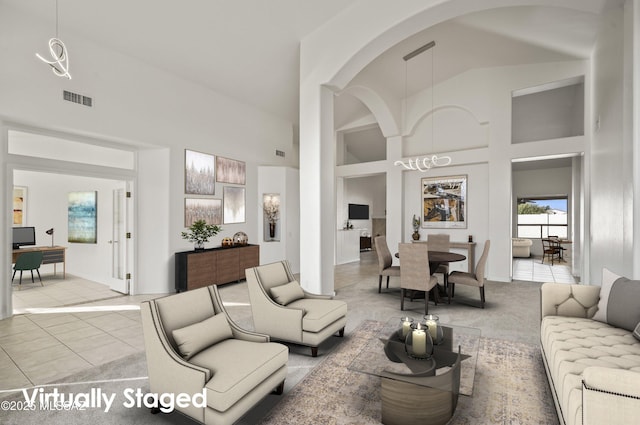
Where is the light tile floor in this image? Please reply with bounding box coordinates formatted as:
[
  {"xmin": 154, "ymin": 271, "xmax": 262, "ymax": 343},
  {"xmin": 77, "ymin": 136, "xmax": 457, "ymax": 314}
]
[
  {"xmin": 512, "ymin": 256, "xmax": 577, "ymax": 284},
  {"xmin": 2, "ymin": 274, "xmax": 158, "ymax": 392}
]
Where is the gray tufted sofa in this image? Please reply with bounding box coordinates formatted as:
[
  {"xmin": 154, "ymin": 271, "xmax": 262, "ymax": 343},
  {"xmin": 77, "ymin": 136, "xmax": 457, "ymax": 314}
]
[{"xmin": 540, "ymin": 283, "xmax": 640, "ymax": 425}]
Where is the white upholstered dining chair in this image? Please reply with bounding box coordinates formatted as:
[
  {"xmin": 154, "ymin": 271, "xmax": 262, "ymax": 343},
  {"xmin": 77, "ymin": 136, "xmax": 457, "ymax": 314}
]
[{"xmin": 448, "ymin": 240, "xmax": 491, "ymax": 308}]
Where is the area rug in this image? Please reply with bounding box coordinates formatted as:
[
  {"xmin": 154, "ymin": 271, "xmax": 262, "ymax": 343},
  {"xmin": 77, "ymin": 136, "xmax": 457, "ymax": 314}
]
[{"xmin": 259, "ymin": 320, "xmax": 558, "ymax": 425}]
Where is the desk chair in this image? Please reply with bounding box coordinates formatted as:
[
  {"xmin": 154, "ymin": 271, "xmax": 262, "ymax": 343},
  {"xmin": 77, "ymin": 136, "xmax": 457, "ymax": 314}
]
[{"xmin": 12, "ymin": 251, "xmax": 44, "ymax": 287}]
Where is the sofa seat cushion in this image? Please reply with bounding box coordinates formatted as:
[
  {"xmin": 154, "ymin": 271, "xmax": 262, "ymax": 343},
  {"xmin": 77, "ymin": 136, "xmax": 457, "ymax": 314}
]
[
  {"xmin": 189, "ymin": 339, "xmax": 288, "ymax": 412},
  {"xmin": 541, "ymin": 316, "xmax": 640, "ymax": 425},
  {"xmin": 287, "ymin": 298, "xmax": 347, "ymax": 333}
]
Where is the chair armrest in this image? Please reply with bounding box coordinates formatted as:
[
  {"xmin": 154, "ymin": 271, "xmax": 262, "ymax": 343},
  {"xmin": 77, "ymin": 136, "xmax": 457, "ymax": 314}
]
[
  {"xmin": 229, "ymin": 321, "xmax": 271, "ymax": 343},
  {"xmin": 540, "ymin": 282, "xmax": 600, "ymax": 319},
  {"xmin": 303, "ymin": 289, "xmax": 333, "ymax": 300},
  {"xmin": 582, "ymin": 367, "xmax": 640, "ymax": 424},
  {"xmin": 140, "ymin": 302, "xmax": 211, "ymax": 399}
]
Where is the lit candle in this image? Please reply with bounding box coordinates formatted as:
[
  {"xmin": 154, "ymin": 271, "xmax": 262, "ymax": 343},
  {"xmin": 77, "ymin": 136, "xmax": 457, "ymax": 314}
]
[
  {"xmin": 412, "ymin": 328, "xmax": 427, "ymax": 356},
  {"xmin": 425, "ymin": 319, "xmax": 438, "ymax": 341},
  {"xmin": 402, "ymin": 319, "xmax": 412, "ymax": 338}
]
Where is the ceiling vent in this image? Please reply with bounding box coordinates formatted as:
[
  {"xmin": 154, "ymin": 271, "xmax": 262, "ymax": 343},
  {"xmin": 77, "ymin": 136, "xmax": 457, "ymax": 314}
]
[{"xmin": 63, "ymin": 90, "xmax": 92, "ymax": 107}]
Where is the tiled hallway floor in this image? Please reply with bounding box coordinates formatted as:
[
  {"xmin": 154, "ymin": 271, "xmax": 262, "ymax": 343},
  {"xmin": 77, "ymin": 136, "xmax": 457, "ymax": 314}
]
[{"xmin": 512, "ymin": 256, "xmax": 577, "ymax": 283}]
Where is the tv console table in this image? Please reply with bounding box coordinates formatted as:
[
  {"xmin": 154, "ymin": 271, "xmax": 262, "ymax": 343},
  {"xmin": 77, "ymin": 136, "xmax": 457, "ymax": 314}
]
[{"xmin": 12, "ymin": 246, "xmax": 67, "ymax": 279}]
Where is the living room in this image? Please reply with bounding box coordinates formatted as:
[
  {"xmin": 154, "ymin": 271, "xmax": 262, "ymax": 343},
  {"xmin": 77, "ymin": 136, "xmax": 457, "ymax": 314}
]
[{"xmin": 1, "ymin": 1, "xmax": 638, "ymax": 424}]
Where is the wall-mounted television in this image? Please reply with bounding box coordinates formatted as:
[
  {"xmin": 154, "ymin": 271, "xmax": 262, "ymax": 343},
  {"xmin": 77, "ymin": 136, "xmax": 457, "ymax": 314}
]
[
  {"xmin": 13, "ymin": 226, "xmax": 36, "ymax": 250},
  {"xmin": 348, "ymin": 203, "xmax": 369, "ymax": 220}
]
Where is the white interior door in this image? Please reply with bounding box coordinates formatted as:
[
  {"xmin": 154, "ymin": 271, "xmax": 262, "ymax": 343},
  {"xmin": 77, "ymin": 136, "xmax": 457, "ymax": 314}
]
[{"xmin": 107, "ymin": 187, "xmax": 128, "ymax": 293}]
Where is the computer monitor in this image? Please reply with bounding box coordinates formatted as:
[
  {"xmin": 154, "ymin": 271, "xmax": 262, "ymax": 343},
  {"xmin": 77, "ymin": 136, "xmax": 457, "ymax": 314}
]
[{"xmin": 13, "ymin": 226, "xmax": 36, "ymax": 250}]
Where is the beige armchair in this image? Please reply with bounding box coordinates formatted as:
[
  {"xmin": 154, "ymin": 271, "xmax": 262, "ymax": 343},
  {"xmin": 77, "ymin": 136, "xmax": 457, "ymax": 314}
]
[
  {"xmin": 140, "ymin": 285, "xmax": 288, "ymax": 425},
  {"xmin": 245, "ymin": 260, "xmax": 347, "ymax": 357}
]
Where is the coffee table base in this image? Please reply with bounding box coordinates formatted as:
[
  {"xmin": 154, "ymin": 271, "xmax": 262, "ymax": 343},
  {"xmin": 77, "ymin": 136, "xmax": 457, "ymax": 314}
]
[{"xmin": 381, "ymin": 377, "xmax": 455, "ymax": 425}]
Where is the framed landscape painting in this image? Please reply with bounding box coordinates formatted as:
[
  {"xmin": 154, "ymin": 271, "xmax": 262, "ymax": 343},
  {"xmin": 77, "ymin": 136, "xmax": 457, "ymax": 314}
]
[
  {"xmin": 223, "ymin": 186, "xmax": 245, "ymax": 224},
  {"xmin": 216, "ymin": 156, "xmax": 246, "ymax": 185},
  {"xmin": 68, "ymin": 191, "xmax": 98, "ymax": 243},
  {"xmin": 421, "ymin": 175, "xmax": 467, "ymax": 229},
  {"xmin": 185, "ymin": 149, "xmax": 216, "ymax": 195},
  {"xmin": 185, "ymin": 198, "xmax": 222, "ymax": 226}
]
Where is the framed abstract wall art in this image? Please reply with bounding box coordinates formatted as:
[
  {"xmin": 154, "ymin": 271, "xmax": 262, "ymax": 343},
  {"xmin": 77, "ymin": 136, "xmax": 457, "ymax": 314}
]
[
  {"xmin": 185, "ymin": 149, "xmax": 216, "ymax": 195},
  {"xmin": 185, "ymin": 198, "xmax": 222, "ymax": 226},
  {"xmin": 13, "ymin": 186, "xmax": 27, "ymax": 226},
  {"xmin": 421, "ymin": 175, "xmax": 467, "ymax": 229},
  {"xmin": 223, "ymin": 186, "xmax": 246, "ymax": 224},
  {"xmin": 216, "ymin": 156, "xmax": 246, "ymax": 185},
  {"xmin": 68, "ymin": 191, "xmax": 98, "ymax": 243}
]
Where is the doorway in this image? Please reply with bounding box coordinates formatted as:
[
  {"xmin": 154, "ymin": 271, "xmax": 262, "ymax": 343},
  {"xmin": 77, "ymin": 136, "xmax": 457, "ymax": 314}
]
[
  {"xmin": 8, "ymin": 128, "xmax": 137, "ymax": 311},
  {"xmin": 511, "ymin": 155, "xmax": 583, "ymax": 283}
]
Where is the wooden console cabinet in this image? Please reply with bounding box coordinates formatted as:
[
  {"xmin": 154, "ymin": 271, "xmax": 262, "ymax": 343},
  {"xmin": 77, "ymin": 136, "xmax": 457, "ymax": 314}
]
[{"xmin": 175, "ymin": 244, "xmax": 259, "ymax": 292}]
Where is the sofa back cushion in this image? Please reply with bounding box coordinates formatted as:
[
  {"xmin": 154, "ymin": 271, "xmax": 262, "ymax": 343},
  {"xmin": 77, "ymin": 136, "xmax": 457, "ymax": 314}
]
[
  {"xmin": 593, "ymin": 268, "xmax": 640, "ymax": 332},
  {"xmin": 154, "ymin": 287, "xmax": 216, "ymax": 350},
  {"xmin": 172, "ymin": 313, "xmax": 233, "ymax": 359}
]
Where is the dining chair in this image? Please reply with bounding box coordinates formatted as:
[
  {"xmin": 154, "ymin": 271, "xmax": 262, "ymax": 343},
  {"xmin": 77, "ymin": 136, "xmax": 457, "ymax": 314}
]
[
  {"xmin": 399, "ymin": 243, "xmax": 438, "ymax": 314},
  {"xmin": 427, "ymin": 234, "xmax": 450, "ymax": 289},
  {"xmin": 541, "ymin": 238, "xmax": 560, "ymax": 265},
  {"xmin": 374, "ymin": 236, "xmax": 401, "ymax": 293},
  {"xmin": 12, "ymin": 251, "xmax": 44, "ymax": 287},
  {"xmin": 448, "ymin": 240, "xmax": 490, "ymax": 308}
]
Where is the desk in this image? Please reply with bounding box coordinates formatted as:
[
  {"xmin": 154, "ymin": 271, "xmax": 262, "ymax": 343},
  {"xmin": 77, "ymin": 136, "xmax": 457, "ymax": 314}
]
[{"xmin": 12, "ymin": 246, "xmax": 66, "ymax": 279}]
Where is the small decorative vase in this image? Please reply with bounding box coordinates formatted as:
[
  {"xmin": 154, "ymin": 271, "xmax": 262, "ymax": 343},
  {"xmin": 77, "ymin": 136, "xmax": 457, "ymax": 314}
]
[
  {"xmin": 412, "ymin": 230, "xmax": 420, "ymax": 241},
  {"xmin": 405, "ymin": 323, "xmax": 433, "ymax": 359},
  {"xmin": 194, "ymin": 241, "xmax": 205, "ymax": 251},
  {"xmin": 269, "ymin": 222, "xmax": 276, "ymax": 238},
  {"xmin": 423, "ymin": 314, "xmax": 444, "ymax": 345}
]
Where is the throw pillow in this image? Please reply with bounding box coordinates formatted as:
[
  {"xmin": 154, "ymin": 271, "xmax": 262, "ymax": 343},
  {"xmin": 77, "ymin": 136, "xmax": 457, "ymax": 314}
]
[
  {"xmin": 592, "ymin": 268, "xmax": 621, "ymax": 323},
  {"xmin": 633, "ymin": 323, "xmax": 640, "ymax": 342},
  {"xmin": 172, "ymin": 313, "xmax": 233, "ymax": 360},
  {"xmin": 270, "ymin": 280, "xmax": 305, "ymax": 305},
  {"xmin": 592, "ymin": 268, "xmax": 640, "ymax": 332}
]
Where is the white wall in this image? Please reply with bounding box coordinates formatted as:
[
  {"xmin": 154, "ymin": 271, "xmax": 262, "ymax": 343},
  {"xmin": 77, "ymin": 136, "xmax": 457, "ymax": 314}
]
[
  {"xmin": 13, "ymin": 170, "xmax": 125, "ymax": 284},
  {"xmin": 590, "ymin": 5, "xmax": 629, "ymax": 281}
]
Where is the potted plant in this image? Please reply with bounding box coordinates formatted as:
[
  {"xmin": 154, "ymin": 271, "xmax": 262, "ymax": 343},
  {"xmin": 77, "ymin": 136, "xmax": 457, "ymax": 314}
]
[
  {"xmin": 181, "ymin": 219, "xmax": 222, "ymax": 250},
  {"xmin": 412, "ymin": 214, "xmax": 421, "ymax": 240}
]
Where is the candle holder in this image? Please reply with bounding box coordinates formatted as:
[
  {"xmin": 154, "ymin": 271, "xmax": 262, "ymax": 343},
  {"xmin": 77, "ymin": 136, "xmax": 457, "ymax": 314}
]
[
  {"xmin": 404, "ymin": 322, "xmax": 433, "ymax": 359},
  {"xmin": 399, "ymin": 317, "xmax": 415, "ymax": 340},
  {"xmin": 423, "ymin": 314, "xmax": 444, "ymax": 345}
]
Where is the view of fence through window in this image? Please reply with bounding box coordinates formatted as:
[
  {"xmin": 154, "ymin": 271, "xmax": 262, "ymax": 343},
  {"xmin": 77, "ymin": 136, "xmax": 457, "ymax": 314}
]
[{"xmin": 517, "ymin": 197, "xmax": 568, "ymax": 238}]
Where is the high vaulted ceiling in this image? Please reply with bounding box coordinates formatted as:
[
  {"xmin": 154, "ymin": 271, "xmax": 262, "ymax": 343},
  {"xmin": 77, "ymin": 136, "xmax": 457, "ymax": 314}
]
[{"xmin": 6, "ymin": 0, "xmax": 621, "ymax": 126}]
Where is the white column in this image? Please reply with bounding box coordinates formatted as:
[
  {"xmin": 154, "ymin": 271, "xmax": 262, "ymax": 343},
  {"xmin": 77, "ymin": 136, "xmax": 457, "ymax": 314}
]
[
  {"xmin": 386, "ymin": 135, "xmax": 403, "ymax": 264},
  {"xmin": 299, "ymin": 86, "xmax": 336, "ymax": 295}
]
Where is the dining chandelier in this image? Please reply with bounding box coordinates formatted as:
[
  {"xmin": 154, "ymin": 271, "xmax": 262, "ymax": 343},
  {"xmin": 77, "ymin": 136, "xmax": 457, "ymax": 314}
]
[
  {"xmin": 394, "ymin": 41, "xmax": 451, "ymax": 172},
  {"xmin": 36, "ymin": 0, "xmax": 71, "ymax": 79}
]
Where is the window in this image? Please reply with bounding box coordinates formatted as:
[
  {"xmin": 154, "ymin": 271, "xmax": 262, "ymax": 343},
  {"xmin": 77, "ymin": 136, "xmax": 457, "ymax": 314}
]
[{"xmin": 517, "ymin": 197, "xmax": 568, "ymax": 238}]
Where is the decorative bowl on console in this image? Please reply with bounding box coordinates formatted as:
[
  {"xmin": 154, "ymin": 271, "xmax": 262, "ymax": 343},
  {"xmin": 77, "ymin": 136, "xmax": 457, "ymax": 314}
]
[{"xmin": 233, "ymin": 231, "xmax": 248, "ymax": 246}]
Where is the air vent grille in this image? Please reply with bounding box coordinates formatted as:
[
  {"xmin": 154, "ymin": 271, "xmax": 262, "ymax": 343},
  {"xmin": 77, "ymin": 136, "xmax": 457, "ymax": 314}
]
[
  {"xmin": 63, "ymin": 90, "xmax": 92, "ymax": 107},
  {"xmin": 276, "ymin": 150, "xmax": 285, "ymax": 157}
]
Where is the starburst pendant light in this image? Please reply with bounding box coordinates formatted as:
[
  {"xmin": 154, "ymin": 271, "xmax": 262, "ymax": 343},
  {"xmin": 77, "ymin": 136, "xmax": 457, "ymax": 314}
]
[
  {"xmin": 36, "ymin": 0, "xmax": 71, "ymax": 79},
  {"xmin": 394, "ymin": 41, "xmax": 450, "ymax": 171}
]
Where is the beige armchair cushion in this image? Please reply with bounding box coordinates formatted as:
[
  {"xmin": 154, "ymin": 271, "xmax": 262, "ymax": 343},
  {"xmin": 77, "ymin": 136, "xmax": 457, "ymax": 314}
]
[
  {"xmin": 172, "ymin": 313, "xmax": 233, "ymax": 360},
  {"xmin": 288, "ymin": 298, "xmax": 348, "ymax": 333},
  {"xmin": 270, "ymin": 280, "xmax": 305, "ymax": 305},
  {"xmin": 190, "ymin": 339, "xmax": 289, "ymax": 412}
]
